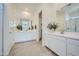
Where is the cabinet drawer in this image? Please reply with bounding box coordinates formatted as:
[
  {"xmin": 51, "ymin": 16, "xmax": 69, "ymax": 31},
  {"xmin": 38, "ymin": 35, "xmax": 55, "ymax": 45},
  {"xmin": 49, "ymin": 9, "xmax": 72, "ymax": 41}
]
[
  {"xmin": 67, "ymin": 39, "xmax": 79, "ymax": 56},
  {"xmin": 52, "ymin": 35, "xmax": 66, "ymax": 43}
]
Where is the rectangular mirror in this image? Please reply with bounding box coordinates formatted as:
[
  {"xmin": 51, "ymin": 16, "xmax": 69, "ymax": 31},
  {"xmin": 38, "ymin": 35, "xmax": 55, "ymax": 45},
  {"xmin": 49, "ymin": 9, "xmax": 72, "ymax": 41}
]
[
  {"xmin": 56, "ymin": 3, "xmax": 79, "ymax": 32},
  {"xmin": 9, "ymin": 19, "xmax": 31, "ymax": 32}
]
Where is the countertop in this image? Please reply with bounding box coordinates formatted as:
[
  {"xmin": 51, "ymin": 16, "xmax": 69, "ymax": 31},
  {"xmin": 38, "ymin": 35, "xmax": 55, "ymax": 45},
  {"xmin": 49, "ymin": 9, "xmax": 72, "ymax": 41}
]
[{"xmin": 45, "ymin": 31, "xmax": 79, "ymax": 41}]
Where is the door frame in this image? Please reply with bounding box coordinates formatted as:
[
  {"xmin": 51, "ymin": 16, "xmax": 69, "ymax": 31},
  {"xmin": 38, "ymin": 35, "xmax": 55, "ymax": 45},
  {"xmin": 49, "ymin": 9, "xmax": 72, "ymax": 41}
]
[{"xmin": 38, "ymin": 11, "xmax": 42, "ymax": 41}]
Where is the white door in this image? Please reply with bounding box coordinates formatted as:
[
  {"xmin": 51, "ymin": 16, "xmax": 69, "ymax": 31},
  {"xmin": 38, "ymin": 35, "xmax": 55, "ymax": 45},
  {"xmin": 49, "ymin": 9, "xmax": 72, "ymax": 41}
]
[{"xmin": 0, "ymin": 4, "xmax": 3, "ymax": 56}]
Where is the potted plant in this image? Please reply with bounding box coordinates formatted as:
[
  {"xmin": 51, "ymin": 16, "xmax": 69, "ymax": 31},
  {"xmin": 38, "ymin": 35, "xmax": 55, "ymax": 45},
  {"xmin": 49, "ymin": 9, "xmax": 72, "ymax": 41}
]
[
  {"xmin": 47, "ymin": 22, "xmax": 58, "ymax": 31},
  {"xmin": 52, "ymin": 22, "xmax": 58, "ymax": 31},
  {"xmin": 47, "ymin": 23, "xmax": 53, "ymax": 30},
  {"xmin": 16, "ymin": 24, "xmax": 22, "ymax": 31}
]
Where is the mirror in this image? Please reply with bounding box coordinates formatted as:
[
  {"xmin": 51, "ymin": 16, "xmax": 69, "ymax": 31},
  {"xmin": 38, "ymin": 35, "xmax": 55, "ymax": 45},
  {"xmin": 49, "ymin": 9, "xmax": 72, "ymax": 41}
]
[
  {"xmin": 9, "ymin": 19, "xmax": 31, "ymax": 32},
  {"xmin": 21, "ymin": 19, "xmax": 31, "ymax": 31},
  {"xmin": 56, "ymin": 3, "xmax": 79, "ymax": 32}
]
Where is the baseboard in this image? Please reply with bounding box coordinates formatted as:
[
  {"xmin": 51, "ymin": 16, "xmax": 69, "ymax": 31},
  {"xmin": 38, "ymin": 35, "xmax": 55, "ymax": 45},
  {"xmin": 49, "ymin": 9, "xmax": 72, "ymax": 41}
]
[
  {"xmin": 45, "ymin": 46, "xmax": 59, "ymax": 56},
  {"xmin": 15, "ymin": 39, "xmax": 36, "ymax": 44}
]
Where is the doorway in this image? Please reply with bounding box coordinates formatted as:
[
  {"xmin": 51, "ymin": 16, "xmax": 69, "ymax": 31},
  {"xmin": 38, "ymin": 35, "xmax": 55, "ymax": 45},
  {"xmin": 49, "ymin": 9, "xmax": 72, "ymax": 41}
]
[{"xmin": 39, "ymin": 11, "xmax": 42, "ymax": 42}]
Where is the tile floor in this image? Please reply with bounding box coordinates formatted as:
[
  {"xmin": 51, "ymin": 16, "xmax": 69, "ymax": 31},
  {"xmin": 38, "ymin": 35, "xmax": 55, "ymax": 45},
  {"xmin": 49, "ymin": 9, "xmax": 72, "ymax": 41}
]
[{"xmin": 9, "ymin": 40, "xmax": 55, "ymax": 56}]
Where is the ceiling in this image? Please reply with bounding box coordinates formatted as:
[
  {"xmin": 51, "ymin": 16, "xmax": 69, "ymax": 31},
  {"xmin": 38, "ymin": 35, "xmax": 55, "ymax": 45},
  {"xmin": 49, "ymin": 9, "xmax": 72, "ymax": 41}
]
[{"xmin": 15, "ymin": 3, "xmax": 40, "ymax": 13}]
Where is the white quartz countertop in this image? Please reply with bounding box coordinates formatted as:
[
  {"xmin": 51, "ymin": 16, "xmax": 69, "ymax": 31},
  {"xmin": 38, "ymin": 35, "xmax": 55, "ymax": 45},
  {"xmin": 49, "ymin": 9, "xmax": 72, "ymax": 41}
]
[{"xmin": 45, "ymin": 31, "xmax": 79, "ymax": 40}]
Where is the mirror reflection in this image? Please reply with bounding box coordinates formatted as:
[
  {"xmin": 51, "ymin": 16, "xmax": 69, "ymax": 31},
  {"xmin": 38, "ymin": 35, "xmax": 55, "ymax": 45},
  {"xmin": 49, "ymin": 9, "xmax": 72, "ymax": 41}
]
[{"xmin": 56, "ymin": 3, "xmax": 79, "ymax": 32}]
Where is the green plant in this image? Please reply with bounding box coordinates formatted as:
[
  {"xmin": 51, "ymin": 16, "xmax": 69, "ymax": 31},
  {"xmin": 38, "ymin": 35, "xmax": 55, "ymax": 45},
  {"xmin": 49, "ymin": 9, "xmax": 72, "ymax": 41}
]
[
  {"xmin": 52, "ymin": 22, "xmax": 58, "ymax": 31},
  {"xmin": 47, "ymin": 23, "xmax": 53, "ymax": 30},
  {"xmin": 47, "ymin": 22, "xmax": 58, "ymax": 31},
  {"xmin": 16, "ymin": 24, "xmax": 22, "ymax": 31}
]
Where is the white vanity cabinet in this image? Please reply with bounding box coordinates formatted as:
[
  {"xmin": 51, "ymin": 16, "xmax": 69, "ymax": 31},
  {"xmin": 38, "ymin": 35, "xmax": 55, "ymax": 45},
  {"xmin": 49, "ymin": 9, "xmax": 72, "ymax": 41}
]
[
  {"xmin": 45, "ymin": 32, "xmax": 79, "ymax": 56},
  {"xmin": 45, "ymin": 34, "xmax": 66, "ymax": 56},
  {"xmin": 67, "ymin": 39, "xmax": 79, "ymax": 56}
]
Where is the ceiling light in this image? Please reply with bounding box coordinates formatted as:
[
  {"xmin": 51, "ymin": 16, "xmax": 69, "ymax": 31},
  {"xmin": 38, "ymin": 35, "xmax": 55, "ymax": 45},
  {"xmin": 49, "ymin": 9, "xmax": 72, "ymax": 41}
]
[{"xmin": 23, "ymin": 11, "xmax": 30, "ymax": 16}]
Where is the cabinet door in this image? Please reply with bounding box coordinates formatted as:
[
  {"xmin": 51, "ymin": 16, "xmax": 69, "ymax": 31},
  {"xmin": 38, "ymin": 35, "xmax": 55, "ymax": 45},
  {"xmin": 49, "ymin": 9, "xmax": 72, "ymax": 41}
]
[
  {"xmin": 67, "ymin": 39, "xmax": 79, "ymax": 56},
  {"xmin": 44, "ymin": 34, "xmax": 51, "ymax": 47},
  {"xmin": 52, "ymin": 36, "xmax": 66, "ymax": 56},
  {"xmin": 44, "ymin": 34, "xmax": 56, "ymax": 51},
  {"xmin": 45, "ymin": 35, "xmax": 66, "ymax": 56}
]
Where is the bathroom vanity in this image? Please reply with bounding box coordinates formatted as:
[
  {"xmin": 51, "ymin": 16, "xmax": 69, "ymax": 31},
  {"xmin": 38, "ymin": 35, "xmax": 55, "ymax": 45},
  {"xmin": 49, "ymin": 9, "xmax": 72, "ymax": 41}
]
[
  {"xmin": 44, "ymin": 3, "xmax": 79, "ymax": 56},
  {"xmin": 44, "ymin": 31, "xmax": 79, "ymax": 56},
  {"xmin": 15, "ymin": 30, "xmax": 37, "ymax": 42}
]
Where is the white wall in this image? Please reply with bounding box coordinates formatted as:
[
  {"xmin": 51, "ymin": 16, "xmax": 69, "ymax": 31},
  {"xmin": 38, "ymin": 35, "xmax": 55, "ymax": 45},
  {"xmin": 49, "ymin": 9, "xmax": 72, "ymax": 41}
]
[
  {"xmin": 0, "ymin": 4, "xmax": 3, "ymax": 56},
  {"xmin": 56, "ymin": 10, "xmax": 65, "ymax": 31},
  {"xmin": 54, "ymin": 3, "xmax": 68, "ymax": 31},
  {"xmin": 33, "ymin": 3, "xmax": 68, "ymax": 45},
  {"xmin": 3, "ymin": 4, "xmax": 16, "ymax": 55}
]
